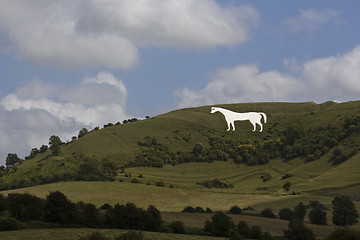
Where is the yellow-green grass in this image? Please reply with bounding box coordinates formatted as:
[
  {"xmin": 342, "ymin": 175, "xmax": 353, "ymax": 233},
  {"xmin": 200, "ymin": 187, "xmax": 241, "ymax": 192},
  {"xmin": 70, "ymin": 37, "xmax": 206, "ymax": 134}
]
[
  {"xmin": 2, "ymin": 155, "xmax": 360, "ymax": 212},
  {"xmin": 161, "ymin": 212, "xmax": 356, "ymax": 239},
  {"xmin": 0, "ymin": 228, "xmax": 224, "ymax": 240},
  {"xmin": 3, "ymin": 100, "xmax": 360, "ymax": 189}
]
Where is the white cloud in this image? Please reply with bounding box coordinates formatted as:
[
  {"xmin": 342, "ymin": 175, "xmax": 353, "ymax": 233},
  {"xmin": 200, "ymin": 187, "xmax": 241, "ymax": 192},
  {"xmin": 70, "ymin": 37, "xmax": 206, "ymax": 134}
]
[
  {"xmin": 0, "ymin": 72, "xmax": 128, "ymax": 165},
  {"xmin": 0, "ymin": 0, "xmax": 259, "ymax": 69},
  {"xmin": 283, "ymin": 8, "xmax": 342, "ymax": 31},
  {"xmin": 176, "ymin": 45, "xmax": 360, "ymax": 107}
]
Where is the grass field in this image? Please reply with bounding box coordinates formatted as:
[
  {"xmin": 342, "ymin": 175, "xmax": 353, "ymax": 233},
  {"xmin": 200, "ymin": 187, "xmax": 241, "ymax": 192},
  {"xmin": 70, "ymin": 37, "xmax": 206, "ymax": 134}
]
[
  {"xmin": 0, "ymin": 228, "xmax": 224, "ymax": 240},
  {"xmin": 161, "ymin": 212, "xmax": 356, "ymax": 239}
]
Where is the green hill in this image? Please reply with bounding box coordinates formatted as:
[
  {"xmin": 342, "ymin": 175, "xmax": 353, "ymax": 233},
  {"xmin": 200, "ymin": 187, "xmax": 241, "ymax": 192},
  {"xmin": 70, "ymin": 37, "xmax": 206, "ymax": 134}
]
[{"xmin": 1, "ymin": 101, "xmax": 360, "ymax": 214}]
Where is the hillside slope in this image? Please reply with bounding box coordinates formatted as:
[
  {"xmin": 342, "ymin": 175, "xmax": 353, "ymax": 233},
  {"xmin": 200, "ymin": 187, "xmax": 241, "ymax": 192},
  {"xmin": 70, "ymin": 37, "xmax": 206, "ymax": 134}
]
[{"xmin": 1, "ymin": 101, "xmax": 360, "ymax": 194}]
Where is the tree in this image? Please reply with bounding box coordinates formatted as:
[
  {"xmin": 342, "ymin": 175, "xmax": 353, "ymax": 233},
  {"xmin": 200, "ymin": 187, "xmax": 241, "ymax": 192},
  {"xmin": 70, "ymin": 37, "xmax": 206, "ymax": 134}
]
[
  {"xmin": 7, "ymin": 193, "xmax": 45, "ymax": 221},
  {"xmin": 77, "ymin": 203, "xmax": 102, "ymax": 227},
  {"xmin": 146, "ymin": 205, "xmax": 162, "ymax": 232},
  {"xmin": 283, "ymin": 124, "xmax": 303, "ymax": 145},
  {"xmin": 204, "ymin": 211, "xmax": 235, "ymax": 237},
  {"xmin": 168, "ymin": 221, "xmax": 186, "ymax": 234},
  {"xmin": 332, "ymin": 195, "xmax": 359, "ymax": 226},
  {"xmin": 260, "ymin": 208, "xmax": 277, "ymax": 219},
  {"xmin": 44, "ymin": 191, "xmax": 77, "ymax": 224},
  {"xmin": 293, "ymin": 202, "xmax": 306, "ymax": 221},
  {"xmin": 325, "ymin": 227, "xmax": 360, "ymax": 240},
  {"xmin": 309, "ymin": 207, "xmax": 327, "ymax": 225},
  {"xmin": 49, "ymin": 135, "xmax": 62, "ymax": 156},
  {"xmin": 249, "ymin": 225, "xmax": 263, "ymax": 239},
  {"xmin": 78, "ymin": 128, "xmax": 89, "ymax": 139},
  {"xmin": 39, "ymin": 145, "xmax": 48, "ymax": 153},
  {"xmin": 229, "ymin": 205, "xmax": 242, "ymax": 215},
  {"xmin": 5, "ymin": 153, "xmax": 20, "ymax": 167},
  {"xmin": 236, "ymin": 221, "xmax": 250, "ymax": 238},
  {"xmin": 284, "ymin": 219, "xmax": 315, "ymax": 240},
  {"xmin": 278, "ymin": 208, "xmax": 294, "ymax": 221}
]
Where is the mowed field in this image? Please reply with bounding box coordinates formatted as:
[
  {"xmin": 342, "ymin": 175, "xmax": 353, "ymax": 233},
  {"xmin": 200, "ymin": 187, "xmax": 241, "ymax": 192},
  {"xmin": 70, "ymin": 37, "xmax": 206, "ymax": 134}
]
[
  {"xmin": 0, "ymin": 228, "xmax": 224, "ymax": 240},
  {"xmin": 2, "ymin": 158, "xmax": 360, "ymax": 239}
]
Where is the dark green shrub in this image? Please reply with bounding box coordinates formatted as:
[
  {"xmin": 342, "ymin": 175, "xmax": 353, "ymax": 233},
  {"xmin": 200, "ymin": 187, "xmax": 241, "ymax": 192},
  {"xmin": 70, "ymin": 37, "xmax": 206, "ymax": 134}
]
[
  {"xmin": 204, "ymin": 211, "xmax": 235, "ymax": 237},
  {"xmin": 0, "ymin": 194, "xmax": 6, "ymax": 212},
  {"xmin": 294, "ymin": 202, "xmax": 306, "ymax": 221},
  {"xmin": 0, "ymin": 218, "xmax": 20, "ymax": 231},
  {"xmin": 309, "ymin": 207, "xmax": 327, "ymax": 225},
  {"xmin": 282, "ymin": 181, "xmax": 291, "ymax": 191},
  {"xmin": 332, "ymin": 195, "xmax": 359, "ymax": 226},
  {"xmin": 7, "ymin": 193, "xmax": 45, "ymax": 221},
  {"xmin": 260, "ymin": 208, "xmax": 277, "ymax": 219},
  {"xmin": 236, "ymin": 221, "xmax": 250, "ymax": 238},
  {"xmin": 284, "ymin": 219, "xmax": 315, "ymax": 240},
  {"xmin": 168, "ymin": 221, "xmax": 186, "ymax": 234},
  {"xmin": 229, "ymin": 229, "xmax": 245, "ymax": 240},
  {"xmin": 229, "ymin": 205, "xmax": 242, "ymax": 215},
  {"xmin": 155, "ymin": 181, "xmax": 164, "ymax": 187},
  {"xmin": 194, "ymin": 206, "xmax": 205, "ymax": 213},
  {"xmin": 249, "ymin": 225, "xmax": 263, "ymax": 239},
  {"xmin": 181, "ymin": 206, "xmax": 195, "ymax": 213},
  {"xmin": 205, "ymin": 207, "xmax": 213, "ymax": 213},
  {"xmin": 100, "ymin": 203, "xmax": 112, "ymax": 210},
  {"xmin": 325, "ymin": 227, "xmax": 360, "ymax": 240},
  {"xmin": 278, "ymin": 208, "xmax": 294, "ymax": 221}
]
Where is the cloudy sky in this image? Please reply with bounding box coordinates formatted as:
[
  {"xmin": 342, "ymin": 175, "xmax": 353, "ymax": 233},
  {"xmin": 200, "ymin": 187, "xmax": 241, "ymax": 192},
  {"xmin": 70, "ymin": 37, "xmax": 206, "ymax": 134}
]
[{"xmin": 0, "ymin": 0, "xmax": 360, "ymax": 165}]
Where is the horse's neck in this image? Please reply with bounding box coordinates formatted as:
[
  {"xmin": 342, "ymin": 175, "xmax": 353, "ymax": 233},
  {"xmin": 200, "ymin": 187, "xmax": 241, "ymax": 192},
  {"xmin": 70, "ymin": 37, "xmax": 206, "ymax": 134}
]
[{"xmin": 218, "ymin": 108, "xmax": 234, "ymax": 115}]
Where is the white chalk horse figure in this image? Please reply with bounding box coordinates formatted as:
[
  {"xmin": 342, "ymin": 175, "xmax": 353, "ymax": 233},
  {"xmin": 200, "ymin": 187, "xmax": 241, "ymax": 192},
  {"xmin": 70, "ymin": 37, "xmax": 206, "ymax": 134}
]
[{"xmin": 211, "ymin": 107, "xmax": 267, "ymax": 132}]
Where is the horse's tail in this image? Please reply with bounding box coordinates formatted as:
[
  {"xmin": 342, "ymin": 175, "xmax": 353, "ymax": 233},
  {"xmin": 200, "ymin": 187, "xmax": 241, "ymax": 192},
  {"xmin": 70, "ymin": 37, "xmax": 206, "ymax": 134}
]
[{"xmin": 260, "ymin": 112, "xmax": 267, "ymax": 123}]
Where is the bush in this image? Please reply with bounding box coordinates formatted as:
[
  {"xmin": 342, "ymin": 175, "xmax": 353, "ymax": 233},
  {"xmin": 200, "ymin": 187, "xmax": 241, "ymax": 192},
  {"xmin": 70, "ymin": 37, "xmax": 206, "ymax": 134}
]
[
  {"xmin": 204, "ymin": 211, "xmax": 235, "ymax": 237},
  {"xmin": 155, "ymin": 181, "xmax": 164, "ymax": 187},
  {"xmin": 325, "ymin": 227, "xmax": 360, "ymax": 240},
  {"xmin": 283, "ymin": 219, "xmax": 315, "ymax": 240},
  {"xmin": 260, "ymin": 208, "xmax": 277, "ymax": 219},
  {"xmin": 229, "ymin": 229, "xmax": 246, "ymax": 240},
  {"xmin": 205, "ymin": 208, "xmax": 213, "ymax": 213},
  {"xmin": 100, "ymin": 203, "xmax": 112, "ymax": 210},
  {"xmin": 332, "ymin": 195, "xmax": 359, "ymax": 226},
  {"xmin": 168, "ymin": 221, "xmax": 186, "ymax": 234},
  {"xmin": 229, "ymin": 205, "xmax": 242, "ymax": 215},
  {"xmin": 293, "ymin": 202, "xmax": 306, "ymax": 221},
  {"xmin": 194, "ymin": 206, "xmax": 205, "ymax": 213},
  {"xmin": 278, "ymin": 208, "xmax": 294, "ymax": 221},
  {"xmin": 282, "ymin": 181, "xmax": 291, "ymax": 191},
  {"xmin": 309, "ymin": 207, "xmax": 327, "ymax": 225},
  {"xmin": 236, "ymin": 221, "xmax": 250, "ymax": 238},
  {"xmin": 181, "ymin": 206, "xmax": 195, "ymax": 213},
  {"xmin": 7, "ymin": 193, "xmax": 45, "ymax": 221},
  {"xmin": 0, "ymin": 218, "xmax": 20, "ymax": 231},
  {"xmin": 249, "ymin": 225, "xmax": 263, "ymax": 239}
]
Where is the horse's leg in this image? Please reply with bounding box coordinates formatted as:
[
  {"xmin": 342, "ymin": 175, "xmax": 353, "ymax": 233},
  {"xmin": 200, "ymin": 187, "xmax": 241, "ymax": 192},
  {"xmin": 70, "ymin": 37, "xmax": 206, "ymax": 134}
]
[
  {"xmin": 251, "ymin": 121, "xmax": 256, "ymax": 131},
  {"xmin": 232, "ymin": 122, "xmax": 235, "ymax": 131},
  {"xmin": 258, "ymin": 122, "xmax": 263, "ymax": 132},
  {"xmin": 226, "ymin": 121, "xmax": 231, "ymax": 131}
]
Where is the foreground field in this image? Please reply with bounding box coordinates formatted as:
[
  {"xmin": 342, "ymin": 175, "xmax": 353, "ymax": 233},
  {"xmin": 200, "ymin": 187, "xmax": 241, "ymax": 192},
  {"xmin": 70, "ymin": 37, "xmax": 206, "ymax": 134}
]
[
  {"xmin": 0, "ymin": 228, "xmax": 224, "ymax": 240},
  {"xmin": 162, "ymin": 212, "xmax": 360, "ymax": 239}
]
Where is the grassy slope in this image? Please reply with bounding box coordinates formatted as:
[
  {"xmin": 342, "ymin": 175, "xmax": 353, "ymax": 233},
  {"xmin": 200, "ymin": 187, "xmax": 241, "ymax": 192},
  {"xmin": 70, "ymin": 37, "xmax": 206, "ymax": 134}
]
[
  {"xmin": 2, "ymin": 101, "xmax": 360, "ymax": 206},
  {"xmin": 2, "ymin": 101, "xmax": 360, "ymax": 239}
]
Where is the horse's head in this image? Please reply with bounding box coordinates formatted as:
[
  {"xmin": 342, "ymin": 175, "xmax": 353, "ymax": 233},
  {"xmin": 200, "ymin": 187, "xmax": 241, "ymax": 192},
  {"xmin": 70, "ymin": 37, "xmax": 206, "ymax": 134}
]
[{"xmin": 210, "ymin": 107, "xmax": 218, "ymax": 114}]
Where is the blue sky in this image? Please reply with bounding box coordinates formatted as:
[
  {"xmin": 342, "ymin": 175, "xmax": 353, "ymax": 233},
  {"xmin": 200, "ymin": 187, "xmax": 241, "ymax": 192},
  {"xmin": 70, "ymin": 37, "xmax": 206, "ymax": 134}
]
[{"xmin": 0, "ymin": 0, "xmax": 360, "ymax": 165}]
